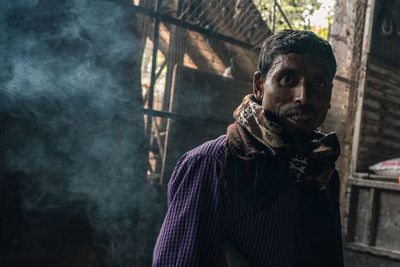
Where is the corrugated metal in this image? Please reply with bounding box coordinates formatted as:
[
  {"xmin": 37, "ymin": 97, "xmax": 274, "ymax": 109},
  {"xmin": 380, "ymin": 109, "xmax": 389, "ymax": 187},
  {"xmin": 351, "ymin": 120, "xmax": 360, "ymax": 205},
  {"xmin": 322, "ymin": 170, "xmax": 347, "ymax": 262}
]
[{"xmin": 356, "ymin": 58, "xmax": 400, "ymax": 172}]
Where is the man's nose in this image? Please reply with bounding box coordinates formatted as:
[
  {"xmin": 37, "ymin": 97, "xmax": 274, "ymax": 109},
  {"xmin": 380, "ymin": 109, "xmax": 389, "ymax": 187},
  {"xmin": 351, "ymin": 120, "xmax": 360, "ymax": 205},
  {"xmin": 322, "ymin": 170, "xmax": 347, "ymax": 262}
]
[{"xmin": 294, "ymin": 81, "xmax": 309, "ymax": 104}]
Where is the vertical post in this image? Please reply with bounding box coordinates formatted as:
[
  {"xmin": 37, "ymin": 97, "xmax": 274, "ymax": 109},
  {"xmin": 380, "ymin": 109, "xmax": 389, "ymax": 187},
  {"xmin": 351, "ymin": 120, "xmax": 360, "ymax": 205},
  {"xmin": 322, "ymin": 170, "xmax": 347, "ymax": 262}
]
[
  {"xmin": 346, "ymin": 184, "xmax": 359, "ymax": 242},
  {"xmin": 367, "ymin": 188, "xmax": 379, "ymax": 246},
  {"xmin": 276, "ymin": 1, "xmax": 292, "ymax": 29},
  {"xmin": 349, "ymin": 0, "xmax": 376, "ymax": 177},
  {"xmin": 146, "ymin": 0, "xmax": 162, "ymax": 157},
  {"xmin": 272, "ymin": 0, "xmax": 276, "ymax": 33},
  {"xmin": 159, "ymin": 0, "xmax": 184, "ymax": 185},
  {"xmin": 161, "ymin": 0, "xmax": 184, "ymax": 113}
]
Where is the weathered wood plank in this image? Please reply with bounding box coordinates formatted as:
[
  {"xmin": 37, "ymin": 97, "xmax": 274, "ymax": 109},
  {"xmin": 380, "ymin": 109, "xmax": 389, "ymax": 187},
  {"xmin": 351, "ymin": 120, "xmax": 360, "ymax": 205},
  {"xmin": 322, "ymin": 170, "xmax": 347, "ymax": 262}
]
[{"xmin": 346, "ymin": 242, "xmax": 400, "ymax": 260}]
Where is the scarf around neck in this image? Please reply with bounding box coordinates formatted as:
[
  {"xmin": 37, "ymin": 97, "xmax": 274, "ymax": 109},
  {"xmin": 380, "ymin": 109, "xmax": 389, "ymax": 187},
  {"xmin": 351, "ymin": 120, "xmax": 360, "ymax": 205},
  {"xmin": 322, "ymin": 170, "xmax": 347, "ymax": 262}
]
[
  {"xmin": 233, "ymin": 94, "xmax": 285, "ymax": 150},
  {"xmin": 226, "ymin": 94, "xmax": 341, "ymax": 189}
]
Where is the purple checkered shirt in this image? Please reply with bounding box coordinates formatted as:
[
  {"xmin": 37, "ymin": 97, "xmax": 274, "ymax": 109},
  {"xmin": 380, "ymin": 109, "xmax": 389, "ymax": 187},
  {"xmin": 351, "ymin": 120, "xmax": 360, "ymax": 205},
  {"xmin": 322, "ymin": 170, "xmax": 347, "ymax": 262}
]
[{"xmin": 153, "ymin": 135, "xmax": 343, "ymax": 266}]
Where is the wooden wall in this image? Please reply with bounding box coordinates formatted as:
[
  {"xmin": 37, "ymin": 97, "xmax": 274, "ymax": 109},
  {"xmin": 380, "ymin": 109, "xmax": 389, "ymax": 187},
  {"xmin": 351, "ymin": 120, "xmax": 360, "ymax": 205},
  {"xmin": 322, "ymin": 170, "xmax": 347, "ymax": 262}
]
[
  {"xmin": 342, "ymin": 0, "xmax": 400, "ymax": 265},
  {"xmin": 327, "ymin": 0, "xmax": 369, "ymax": 218},
  {"xmin": 357, "ymin": 59, "xmax": 400, "ymax": 171},
  {"xmin": 320, "ymin": 77, "xmax": 349, "ymax": 175},
  {"xmin": 355, "ymin": 0, "xmax": 400, "ymax": 172}
]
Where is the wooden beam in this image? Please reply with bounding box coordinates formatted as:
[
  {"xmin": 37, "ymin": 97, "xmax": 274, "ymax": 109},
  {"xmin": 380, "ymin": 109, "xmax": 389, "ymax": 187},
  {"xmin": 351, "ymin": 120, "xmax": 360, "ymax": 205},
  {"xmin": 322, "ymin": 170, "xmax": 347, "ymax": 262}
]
[
  {"xmin": 155, "ymin": 59, "xmax": 167, "ymax": 82},
  {"xmin": 132, "ymin": 5, "xmax": 254, "ymax": 50},
  {"xmin": 346, "ymin": 185, "xmax": 359, "ymax": 242},
  {"xmin": 143, "ymin": 108, "xmax": 179, "ymax": 119},
  {"xmin": 349, "ymin": 178, "xmax": 400, "ymax": 191},
  {"xmin": 334, "ymin": 74, "xmax": 357, "ymax": 87},
  {"xmin": 366, "ymin": 188, "xmax": 379, "ymax": 246},
  {"xmin": 346, "ymin": 242, "xmax": 400, "ymax": 260}
]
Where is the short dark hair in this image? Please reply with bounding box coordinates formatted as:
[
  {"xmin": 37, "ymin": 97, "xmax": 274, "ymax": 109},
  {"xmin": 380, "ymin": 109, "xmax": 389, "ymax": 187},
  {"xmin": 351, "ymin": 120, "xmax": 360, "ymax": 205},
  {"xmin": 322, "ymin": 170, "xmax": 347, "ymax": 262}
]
[{"xmin": 258, "ymin": 30, "xmax": 337, "ymax": 79}]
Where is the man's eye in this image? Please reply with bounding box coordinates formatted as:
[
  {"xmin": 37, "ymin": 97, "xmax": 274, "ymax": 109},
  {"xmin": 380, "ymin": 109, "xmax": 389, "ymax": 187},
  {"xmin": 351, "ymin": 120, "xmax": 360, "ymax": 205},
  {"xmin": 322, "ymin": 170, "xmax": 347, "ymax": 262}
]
[{"xmin": 279, "ymin": 75, "xmax": 293, "ymax": 86}]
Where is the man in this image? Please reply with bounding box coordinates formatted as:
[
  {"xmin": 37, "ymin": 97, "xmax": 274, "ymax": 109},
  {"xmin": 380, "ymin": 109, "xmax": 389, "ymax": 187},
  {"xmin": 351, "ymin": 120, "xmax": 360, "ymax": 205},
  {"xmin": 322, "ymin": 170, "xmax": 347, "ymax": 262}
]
[{"xmin": 153, "ymin": 30, "xmax": 343, "ymax": 267}]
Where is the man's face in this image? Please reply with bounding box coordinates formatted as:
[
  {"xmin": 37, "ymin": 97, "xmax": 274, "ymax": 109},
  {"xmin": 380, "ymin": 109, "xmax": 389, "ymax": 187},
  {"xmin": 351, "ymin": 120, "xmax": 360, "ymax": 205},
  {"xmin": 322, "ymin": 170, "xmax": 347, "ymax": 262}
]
[{"xmin": 253, "ymin": 53, "xmax": 333, "ymax": 135}]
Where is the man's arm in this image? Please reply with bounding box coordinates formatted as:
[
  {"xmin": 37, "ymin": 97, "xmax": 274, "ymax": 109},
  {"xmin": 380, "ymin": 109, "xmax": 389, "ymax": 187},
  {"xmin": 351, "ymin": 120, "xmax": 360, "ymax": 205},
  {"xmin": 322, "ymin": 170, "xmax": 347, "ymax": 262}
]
[{"xmin": 153, "ymin": 154, "xmax": 226, "ymax": 267}]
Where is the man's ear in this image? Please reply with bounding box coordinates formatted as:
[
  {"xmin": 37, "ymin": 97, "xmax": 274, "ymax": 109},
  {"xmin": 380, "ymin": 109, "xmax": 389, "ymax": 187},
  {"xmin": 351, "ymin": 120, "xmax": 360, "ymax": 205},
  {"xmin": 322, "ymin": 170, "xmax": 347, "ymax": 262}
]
[{"xmin": 253, "ymin": 71, "xmax": 264, "ymax": 102}]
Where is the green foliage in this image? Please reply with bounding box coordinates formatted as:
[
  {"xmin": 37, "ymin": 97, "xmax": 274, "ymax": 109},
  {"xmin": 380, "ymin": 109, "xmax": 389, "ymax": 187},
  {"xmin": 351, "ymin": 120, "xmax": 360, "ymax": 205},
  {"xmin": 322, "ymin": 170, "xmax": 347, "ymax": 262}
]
[{"xmin": 254, "ymin": 0, "xmax": 333, "ymax": 39}]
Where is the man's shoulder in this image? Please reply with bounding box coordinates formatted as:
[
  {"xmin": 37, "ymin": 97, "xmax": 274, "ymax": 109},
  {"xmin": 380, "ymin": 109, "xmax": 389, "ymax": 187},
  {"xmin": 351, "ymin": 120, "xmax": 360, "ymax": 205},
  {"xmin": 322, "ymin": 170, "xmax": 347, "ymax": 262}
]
[
  {"xmin": 184, "ymin": 135, "xmax": 226, "ymax": 161},
  {"xmin": 167, "ymin": 135, "xmax": 227, "ymax": 202}
]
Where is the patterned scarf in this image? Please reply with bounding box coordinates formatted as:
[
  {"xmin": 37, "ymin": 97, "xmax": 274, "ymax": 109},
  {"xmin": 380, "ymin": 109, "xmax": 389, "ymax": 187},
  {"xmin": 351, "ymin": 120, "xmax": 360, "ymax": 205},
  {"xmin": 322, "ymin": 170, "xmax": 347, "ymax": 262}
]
[
  {"xmin": 228, "ymin": 94, "xmax": 340, "ymax": 189},
  {"xmin": 233, "ymin": 93, "xmax": 285, "ymax": 150}
]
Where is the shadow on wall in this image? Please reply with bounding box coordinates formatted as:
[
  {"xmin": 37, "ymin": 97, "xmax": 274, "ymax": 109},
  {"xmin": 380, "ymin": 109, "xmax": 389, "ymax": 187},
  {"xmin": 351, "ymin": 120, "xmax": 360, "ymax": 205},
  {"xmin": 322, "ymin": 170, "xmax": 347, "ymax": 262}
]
[{"xmin": 0, "ymin": 1, "xmax": 160, "ymax": 266}]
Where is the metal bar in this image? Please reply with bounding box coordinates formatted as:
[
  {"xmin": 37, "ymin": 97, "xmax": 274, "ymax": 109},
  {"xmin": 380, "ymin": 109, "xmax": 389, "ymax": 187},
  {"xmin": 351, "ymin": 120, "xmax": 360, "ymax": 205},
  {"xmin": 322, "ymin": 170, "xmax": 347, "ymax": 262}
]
[
  {"xmin": 146, "ymin": 0, "xmax": 162, "ymax": 159},
  {"xmin": 275, "ymin": 1, "xmax": 292, "ymax": 29},
  {"xmin": 162, "ymin": 2, "xmax": 185, "ymax": 115},
  {"xmin": 143, "ymin": 108, "xmax": 179, "ymax": 119},
  {"xmin": 132, "ymin": 4, "xmax": 254, "ymax": 49},
  {"xmin": 160, "ymin": 116, "xmax": 170, "ymax": 185},
  {"xmin": 155, "ymin": 59, "xmax": 167, "ymax": 82},
  {"xmin": 159, "ymin": 76, "xmax": 178, "ymax": 185}
]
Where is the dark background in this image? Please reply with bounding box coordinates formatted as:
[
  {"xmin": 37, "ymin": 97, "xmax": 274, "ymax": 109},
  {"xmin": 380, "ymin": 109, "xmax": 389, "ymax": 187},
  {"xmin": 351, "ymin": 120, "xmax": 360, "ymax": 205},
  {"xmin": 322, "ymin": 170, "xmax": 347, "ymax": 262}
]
[{"xmin": 0, "ymin": 1, "xmax": 159, "ymax": 266}]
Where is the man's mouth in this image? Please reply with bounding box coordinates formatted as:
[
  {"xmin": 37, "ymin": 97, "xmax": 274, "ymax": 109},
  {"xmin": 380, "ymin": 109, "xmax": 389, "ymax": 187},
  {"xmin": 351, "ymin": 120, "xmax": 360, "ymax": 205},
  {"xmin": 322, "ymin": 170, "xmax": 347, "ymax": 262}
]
[{"xmin": 287, "ymin": 113, "xmax": 313, "ymax": 122}]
